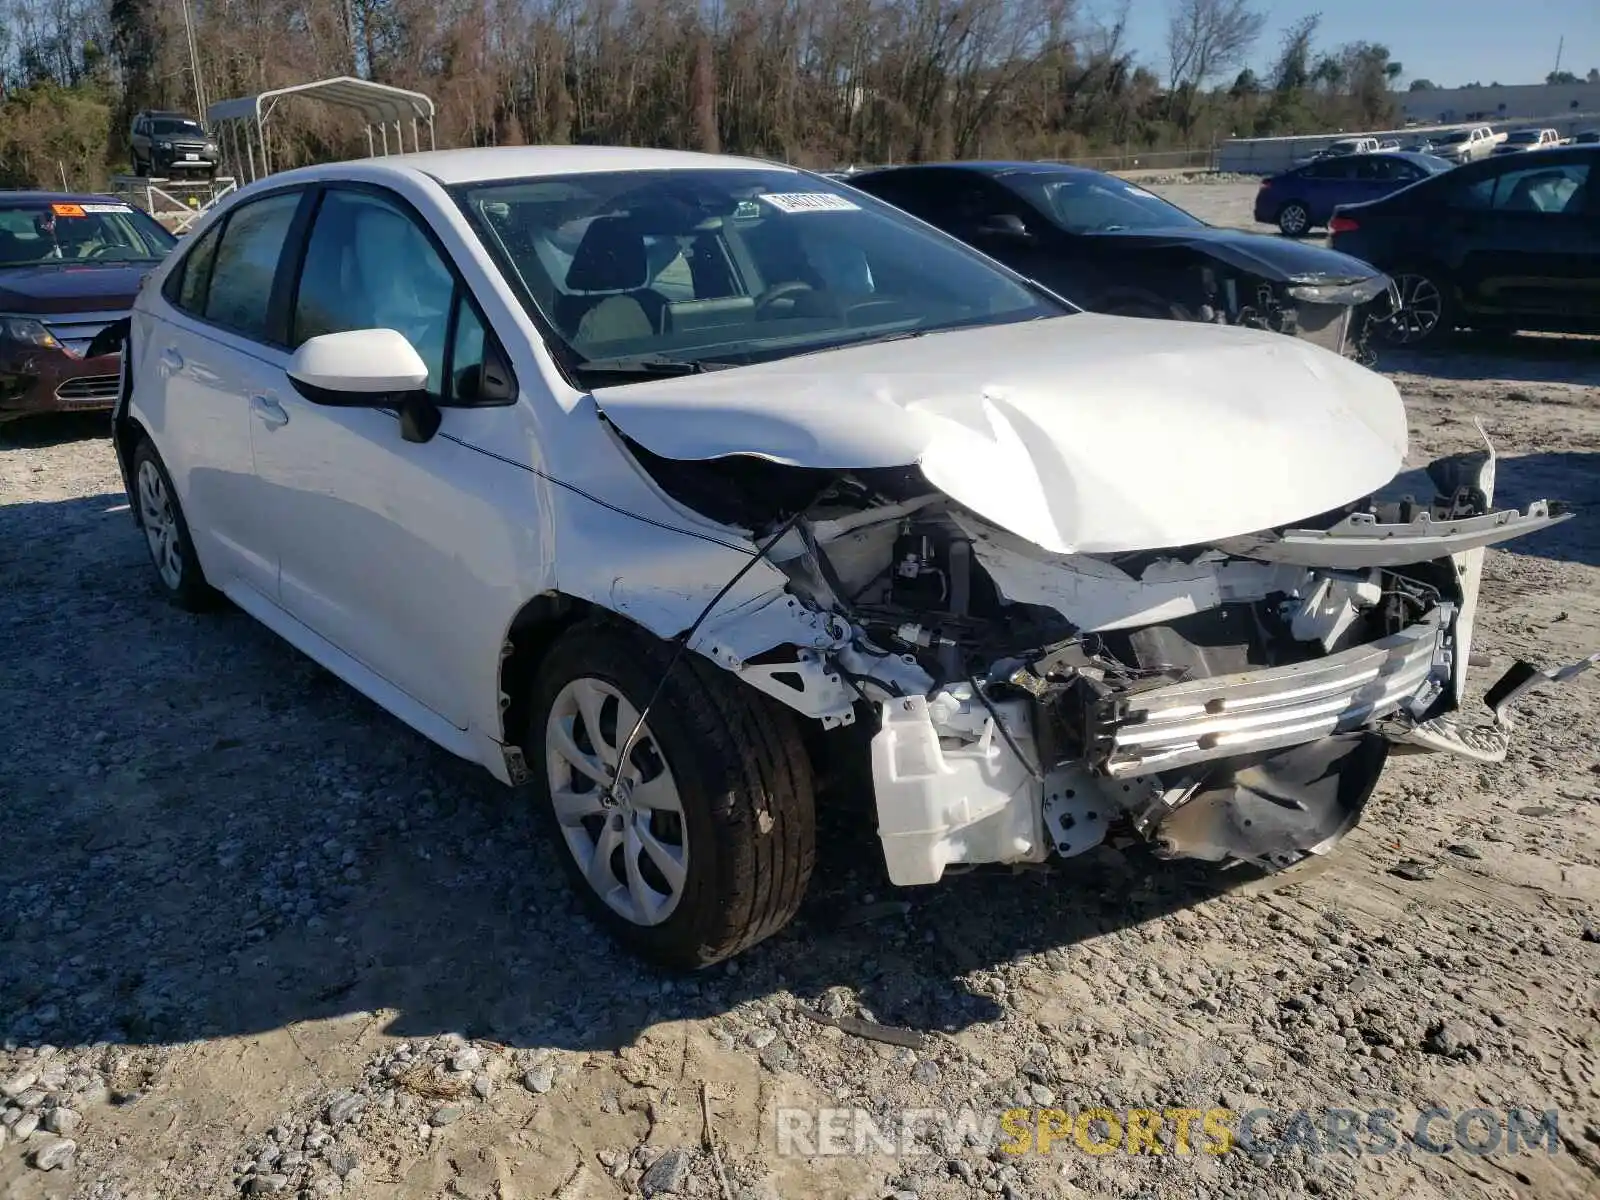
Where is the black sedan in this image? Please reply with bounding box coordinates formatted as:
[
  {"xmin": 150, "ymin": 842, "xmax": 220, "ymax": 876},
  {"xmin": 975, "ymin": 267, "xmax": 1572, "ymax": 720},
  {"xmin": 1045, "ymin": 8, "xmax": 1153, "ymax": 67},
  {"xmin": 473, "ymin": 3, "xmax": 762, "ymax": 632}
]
[
  {"xmin": 1328, "ymin": 144, "xmax": 1599, "ymax": 346},
  {"xmin": 847, "ymin": 161, "xmax": 1394, "ymax": 361}
]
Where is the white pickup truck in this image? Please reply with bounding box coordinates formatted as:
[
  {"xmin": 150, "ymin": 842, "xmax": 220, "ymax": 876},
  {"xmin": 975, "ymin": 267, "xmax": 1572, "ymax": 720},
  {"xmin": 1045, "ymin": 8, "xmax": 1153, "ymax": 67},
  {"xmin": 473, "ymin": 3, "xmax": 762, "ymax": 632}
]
[
  {"xmin": 1491, "ymin": 127, "xmax": 1563, "ymax": 155},
  {"xmin": 1429, "ymin": 125, "xmax": 1504, "ymax": 164}
]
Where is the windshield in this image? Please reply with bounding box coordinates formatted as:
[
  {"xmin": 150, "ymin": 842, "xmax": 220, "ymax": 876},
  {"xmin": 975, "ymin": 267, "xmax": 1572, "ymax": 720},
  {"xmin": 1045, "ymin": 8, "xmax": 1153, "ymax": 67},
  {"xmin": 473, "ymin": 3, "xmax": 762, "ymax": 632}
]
[
  {"xmin": 453, "ymin": 168, "xmax": 1064, "ymax": 381},
  {"xmin": 0, "ymin": 201, "xmax": 176, "ymax": 266},
  {"xmin": 151, "ymin": 119, "xmax": 205, "ymax": 136},
  {"xmin": 1004, "ymin": 173, "xmax": 1205, "ymax": 234},
  {"xmin": 1505, "ymin": 131, "xmax": 1539, "ymax": 143},
  {"xmin": 1434, "ymin": 131, "xmax": 1471, "ymax": 145}
]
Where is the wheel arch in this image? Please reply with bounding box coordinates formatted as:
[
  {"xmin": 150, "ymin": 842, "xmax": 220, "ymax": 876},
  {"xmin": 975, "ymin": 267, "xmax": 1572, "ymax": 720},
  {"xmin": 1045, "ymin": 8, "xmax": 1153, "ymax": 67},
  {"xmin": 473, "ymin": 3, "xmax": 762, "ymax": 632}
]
[{"xmin": 497, "ymin": 591, "xmax": 601, "ymax": 751}]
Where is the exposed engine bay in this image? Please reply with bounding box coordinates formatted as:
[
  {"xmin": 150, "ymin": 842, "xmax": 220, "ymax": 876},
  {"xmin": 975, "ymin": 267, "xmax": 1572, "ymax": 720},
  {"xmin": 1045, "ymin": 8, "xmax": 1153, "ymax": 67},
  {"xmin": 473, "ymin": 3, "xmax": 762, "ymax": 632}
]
[
  {"xmin": 1171, "ymin": 265, "xmax": 1395, "ymax": 366},
  {"xmin": 624, "ymin": 432, "xmax": 1589, "ymax": 886}
]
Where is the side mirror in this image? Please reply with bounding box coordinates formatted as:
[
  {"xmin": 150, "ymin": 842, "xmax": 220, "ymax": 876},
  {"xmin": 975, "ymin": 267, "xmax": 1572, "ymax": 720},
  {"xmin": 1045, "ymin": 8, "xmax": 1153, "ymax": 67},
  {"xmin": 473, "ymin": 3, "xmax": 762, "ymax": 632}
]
[
  {"xmin": 288, "ymin": 328, "xmax": 440, "ymax": 443},
  {"xmin": 976, "ymin": 213, "xmax": 1030, "ymax": 239}
]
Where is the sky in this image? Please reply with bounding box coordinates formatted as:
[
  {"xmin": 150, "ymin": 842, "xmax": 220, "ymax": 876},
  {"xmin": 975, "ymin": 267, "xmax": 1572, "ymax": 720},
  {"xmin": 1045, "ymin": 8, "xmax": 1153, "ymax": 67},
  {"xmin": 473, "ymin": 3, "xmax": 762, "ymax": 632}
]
[{"xmin": 1116, "ymin": 0, "xmax": 1600, "ymax": 89}]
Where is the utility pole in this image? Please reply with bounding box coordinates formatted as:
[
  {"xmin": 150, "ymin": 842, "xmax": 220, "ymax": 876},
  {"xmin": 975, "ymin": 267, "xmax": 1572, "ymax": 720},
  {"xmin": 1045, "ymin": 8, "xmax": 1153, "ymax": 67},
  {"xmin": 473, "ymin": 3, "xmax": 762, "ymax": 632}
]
[{"xmin": 180, "ymin": 0, "xmax": 206, "ymax": 117}]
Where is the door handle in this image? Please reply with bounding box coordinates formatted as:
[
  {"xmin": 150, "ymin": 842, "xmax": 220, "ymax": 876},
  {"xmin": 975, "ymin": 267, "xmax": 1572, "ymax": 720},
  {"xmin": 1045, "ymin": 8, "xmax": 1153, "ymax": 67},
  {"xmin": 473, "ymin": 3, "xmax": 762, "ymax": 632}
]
[
  {"xmin": 251, "ymin": 394, "xmax": 289, "ymax": 429},
  {"xmin": 159, "ymin": 346, "xmax": 184, "ymax": 373}
]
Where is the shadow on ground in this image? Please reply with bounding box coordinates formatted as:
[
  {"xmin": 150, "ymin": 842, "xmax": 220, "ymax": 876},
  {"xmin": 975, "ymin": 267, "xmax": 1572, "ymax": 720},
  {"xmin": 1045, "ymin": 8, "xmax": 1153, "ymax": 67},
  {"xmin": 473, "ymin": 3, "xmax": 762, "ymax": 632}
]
[
  {"xmin": 0, "ymin": 493, "xmax": 1251, "ymax": 1062},
  {"xmin": 1379, "ymin": 332, "xmax": 1600, "ymax": 388},
  {"xmin": 1490, "ymin": 451, "xmax": 1600, "ymax": 568},
  {"xmin": 0, "ymin": 412, "xmax": 112, "ymax": 449}
]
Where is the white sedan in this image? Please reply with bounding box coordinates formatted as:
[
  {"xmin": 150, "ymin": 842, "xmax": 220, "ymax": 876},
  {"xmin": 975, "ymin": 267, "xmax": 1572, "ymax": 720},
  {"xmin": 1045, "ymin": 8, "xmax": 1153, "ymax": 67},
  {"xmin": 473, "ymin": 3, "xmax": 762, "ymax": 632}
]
[{"xmin": 108, "ymin": 146, "xmax": 1588, "ymax": 969}]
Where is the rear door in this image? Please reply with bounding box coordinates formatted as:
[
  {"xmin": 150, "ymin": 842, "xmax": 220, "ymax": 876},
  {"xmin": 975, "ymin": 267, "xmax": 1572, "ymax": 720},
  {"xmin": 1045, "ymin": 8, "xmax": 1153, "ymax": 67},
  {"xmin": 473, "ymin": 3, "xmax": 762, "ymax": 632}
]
[
  {"xmin": 142, "ymin": 188, "xmax": 306, "ymax": 599},
  {"xmin": 1299, "ymin": 158, "xmax": 1359, "ymax": 224},
  {"xmin": 1447, "ymin": 153, "xmax": 1600, "ymax": 323}
]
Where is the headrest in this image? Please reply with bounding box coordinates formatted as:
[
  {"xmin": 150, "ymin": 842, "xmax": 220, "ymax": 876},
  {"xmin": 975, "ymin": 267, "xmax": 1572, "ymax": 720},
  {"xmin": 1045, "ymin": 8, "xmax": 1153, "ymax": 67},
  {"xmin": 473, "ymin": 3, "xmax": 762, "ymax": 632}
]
[{"xmin": 566, "ymin": 215, "xmax": 647, "ymax": 292}]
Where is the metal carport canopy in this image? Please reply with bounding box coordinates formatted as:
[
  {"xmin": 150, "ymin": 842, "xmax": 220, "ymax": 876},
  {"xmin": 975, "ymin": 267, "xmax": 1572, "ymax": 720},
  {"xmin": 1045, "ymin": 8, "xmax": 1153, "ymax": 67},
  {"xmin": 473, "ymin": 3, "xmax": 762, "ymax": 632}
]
[
  {"xmin": 206, "ymin": 76, "xmax": 435, "ymax": 127},
  {"xmin": 206, "ymin": 76, "xmax": 436, "ymax": 181}
]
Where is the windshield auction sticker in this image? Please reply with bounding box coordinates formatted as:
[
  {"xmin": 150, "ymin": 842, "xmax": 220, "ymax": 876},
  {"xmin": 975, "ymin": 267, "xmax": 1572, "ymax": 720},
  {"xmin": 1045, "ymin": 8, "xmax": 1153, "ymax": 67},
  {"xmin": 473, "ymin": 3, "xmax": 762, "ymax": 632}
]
[
  {"xmin": 759, "ymin": 192, "xmax": 861, "ymax": 214},
  {"xmin": 79, "ymin": 203, "xmax": 134, "ymax": 214},
  {"xmin": 49, "ymin": 203, "xmax": 86, "ymax": 218}
]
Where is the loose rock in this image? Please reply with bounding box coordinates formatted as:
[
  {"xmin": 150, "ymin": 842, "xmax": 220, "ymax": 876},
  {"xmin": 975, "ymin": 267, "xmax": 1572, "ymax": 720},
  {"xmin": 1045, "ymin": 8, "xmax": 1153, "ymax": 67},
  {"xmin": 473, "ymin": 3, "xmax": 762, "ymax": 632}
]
[
  {"xmin": 640, "ymin": 1147, "xmax": 692, "ymax": 1196},
  {"xmin": 31, "ymin": 1136, "xmax": 76, "ymax": 1171}
]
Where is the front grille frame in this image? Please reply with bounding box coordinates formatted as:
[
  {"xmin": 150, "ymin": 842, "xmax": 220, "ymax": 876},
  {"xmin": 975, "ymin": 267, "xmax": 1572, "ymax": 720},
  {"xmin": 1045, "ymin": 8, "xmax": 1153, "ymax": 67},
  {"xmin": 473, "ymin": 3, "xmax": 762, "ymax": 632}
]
[{"xmin": 40, "ymin": 309, "xmax": 128, "ymax": 358}]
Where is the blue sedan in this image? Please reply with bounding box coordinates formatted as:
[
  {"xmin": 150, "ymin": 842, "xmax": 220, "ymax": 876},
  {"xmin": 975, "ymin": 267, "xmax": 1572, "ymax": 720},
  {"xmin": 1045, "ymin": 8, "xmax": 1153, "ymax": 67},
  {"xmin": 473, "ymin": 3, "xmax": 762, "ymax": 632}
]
[{"xmin": 1253, "ymin": 151, "xmax": 1454, "ymax": 236}]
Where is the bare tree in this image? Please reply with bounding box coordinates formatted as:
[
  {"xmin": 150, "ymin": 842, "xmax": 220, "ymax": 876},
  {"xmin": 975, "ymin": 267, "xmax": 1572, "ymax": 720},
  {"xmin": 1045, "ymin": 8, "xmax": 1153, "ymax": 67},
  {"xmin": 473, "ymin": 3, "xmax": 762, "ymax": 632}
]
[{"xmin": 1164, "ymin": 0, "xmax": 1265, "ymax": 130}]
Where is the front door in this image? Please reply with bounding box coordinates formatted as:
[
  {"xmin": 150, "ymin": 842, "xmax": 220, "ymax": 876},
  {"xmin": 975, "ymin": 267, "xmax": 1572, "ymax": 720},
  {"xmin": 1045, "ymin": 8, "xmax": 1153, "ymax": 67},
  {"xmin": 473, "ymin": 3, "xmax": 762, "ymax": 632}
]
[{"xmin": 245, "ymin": 184, "xmax": 526, "ymax": 730}]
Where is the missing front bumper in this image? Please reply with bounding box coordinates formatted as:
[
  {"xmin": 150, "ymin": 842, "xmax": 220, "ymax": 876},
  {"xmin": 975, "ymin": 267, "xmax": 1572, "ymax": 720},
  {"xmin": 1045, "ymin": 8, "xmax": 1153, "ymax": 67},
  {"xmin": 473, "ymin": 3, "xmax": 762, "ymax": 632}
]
[{"xmin": 1092, "ymin": 610, "xmax": 1449, "ymax": 778}]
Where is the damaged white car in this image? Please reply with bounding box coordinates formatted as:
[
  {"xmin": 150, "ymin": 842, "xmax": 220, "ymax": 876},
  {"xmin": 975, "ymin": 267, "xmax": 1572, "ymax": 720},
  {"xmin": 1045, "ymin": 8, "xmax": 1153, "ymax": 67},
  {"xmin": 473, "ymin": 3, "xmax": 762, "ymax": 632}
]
[{"xmin": 108, "ymin": 147, "xmax": 1595, "ymax": 969}]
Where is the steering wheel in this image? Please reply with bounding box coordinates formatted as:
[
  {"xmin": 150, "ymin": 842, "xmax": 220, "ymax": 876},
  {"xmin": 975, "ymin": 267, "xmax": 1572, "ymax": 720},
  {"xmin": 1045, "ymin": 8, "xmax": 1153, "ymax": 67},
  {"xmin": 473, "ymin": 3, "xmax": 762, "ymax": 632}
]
[{"xmin": 754, "ymin": 280, "xmax": 814, "ymax": 317}]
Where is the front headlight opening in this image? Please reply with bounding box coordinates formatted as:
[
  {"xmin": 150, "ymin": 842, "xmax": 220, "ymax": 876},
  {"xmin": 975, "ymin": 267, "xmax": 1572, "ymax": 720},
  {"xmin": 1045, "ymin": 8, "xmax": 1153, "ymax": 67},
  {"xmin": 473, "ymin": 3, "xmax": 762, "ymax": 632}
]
[{"xmin": 0, "ymin": 317, "xmax": 61, "ymax": 350}]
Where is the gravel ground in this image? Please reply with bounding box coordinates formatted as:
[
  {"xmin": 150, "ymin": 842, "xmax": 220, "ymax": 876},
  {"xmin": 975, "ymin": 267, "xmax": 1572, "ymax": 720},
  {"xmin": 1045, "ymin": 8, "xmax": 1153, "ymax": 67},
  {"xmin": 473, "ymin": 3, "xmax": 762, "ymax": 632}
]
[{"xmin": 2, "ymin": 185, "xmax": 1598, "ymax": 1200}]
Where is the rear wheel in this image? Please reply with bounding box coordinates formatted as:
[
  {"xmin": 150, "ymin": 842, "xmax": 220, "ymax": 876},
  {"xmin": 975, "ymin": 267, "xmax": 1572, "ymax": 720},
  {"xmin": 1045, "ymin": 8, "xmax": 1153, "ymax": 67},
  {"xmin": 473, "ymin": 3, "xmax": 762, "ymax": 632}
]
[
  {"xmin": 1377, "ymin": 267, "xmax": 1456, "ymax": 347},
  {"xmin": 526, "ymin": 621, "xmax": 816, "ymax": 970},
  {"xmin": 130, "ymin": 439, "xmax": 220, "ymax": 611},
  {"xmin": 1276, "ymin": 201, "xmax": 1312, "ymax": 237}
]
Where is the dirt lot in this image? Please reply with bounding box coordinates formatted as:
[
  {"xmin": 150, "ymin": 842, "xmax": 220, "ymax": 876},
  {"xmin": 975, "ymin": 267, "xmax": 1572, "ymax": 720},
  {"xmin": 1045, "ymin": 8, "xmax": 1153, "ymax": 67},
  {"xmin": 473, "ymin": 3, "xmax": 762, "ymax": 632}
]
[{"xmin": 2, "ymin": 182, "xmax": 1598, "ymax": 1200}]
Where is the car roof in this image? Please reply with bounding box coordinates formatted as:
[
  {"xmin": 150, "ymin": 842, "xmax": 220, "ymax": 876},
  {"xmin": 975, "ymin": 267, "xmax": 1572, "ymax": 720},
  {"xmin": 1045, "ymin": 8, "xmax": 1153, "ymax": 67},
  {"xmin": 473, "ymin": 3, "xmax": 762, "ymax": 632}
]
[
  {"xmin": 0, "ymin": 189, "xmax": 122, "ymax": 205},
  {"xmin": 853, "ymin": 161, "xmax": 1106, "ymax": 182},
  {"xmin": 1285, "ymin": 151, "xmax": 1442, "ymax": 172},
  {"xmin": 262, "ymin": 146, "xmax": 794, "ymax": 189}
]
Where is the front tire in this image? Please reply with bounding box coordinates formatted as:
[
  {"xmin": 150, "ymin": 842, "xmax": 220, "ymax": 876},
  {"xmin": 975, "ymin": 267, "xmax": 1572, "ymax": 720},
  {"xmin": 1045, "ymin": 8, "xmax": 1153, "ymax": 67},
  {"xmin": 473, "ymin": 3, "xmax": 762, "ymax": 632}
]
[
  {"xmin": 1277, "ymin": 201, "xmax": 1312, "ymax": 237},
  {"xmin": 1377, "ymin": 266, "xmax": 1456, "ymax": 348},
  {"xmin": 526, "ymin": 621, "xmax": 816, "ymax": 970},
  {"xmin": 130, "ymin": 439, "xmax": 219, "ymax": 611}
]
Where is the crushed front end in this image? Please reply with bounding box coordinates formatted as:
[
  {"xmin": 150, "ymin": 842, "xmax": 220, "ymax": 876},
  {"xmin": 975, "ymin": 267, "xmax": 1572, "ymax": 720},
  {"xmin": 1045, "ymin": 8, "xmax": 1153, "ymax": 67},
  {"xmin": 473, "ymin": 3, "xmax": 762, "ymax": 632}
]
[
  {"xmin": 635, "ymin": 434, "xmax": 1590, "ymax": 887},
  {"xmin": 1181, "ymin": 269, "xmax": 1396, "ymax": 366}
]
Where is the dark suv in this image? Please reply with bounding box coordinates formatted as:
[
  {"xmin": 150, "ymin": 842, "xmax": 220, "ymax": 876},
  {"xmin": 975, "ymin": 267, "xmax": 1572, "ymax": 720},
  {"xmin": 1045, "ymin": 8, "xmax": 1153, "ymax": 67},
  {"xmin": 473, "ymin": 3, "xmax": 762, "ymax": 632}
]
[
  {"xmin": 0, "ymin": 193, "xmax": 176, "ymax": 425},
  {"xmin": 130, "ymin": 111, "xmax": 219, "ymax": 179}
]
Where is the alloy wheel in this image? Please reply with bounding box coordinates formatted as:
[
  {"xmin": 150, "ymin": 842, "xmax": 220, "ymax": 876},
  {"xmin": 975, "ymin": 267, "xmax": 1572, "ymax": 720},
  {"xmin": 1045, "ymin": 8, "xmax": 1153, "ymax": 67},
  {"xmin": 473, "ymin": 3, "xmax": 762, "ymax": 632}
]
[
  {"xmin": 136, "ymin": 459, "xmax": 183, "ymax": 590},
  {"xmin": 544, "ymin": 677, "xmax": 688, "ymax": 926},
  {"xmin": 1384, "ymin": 273, "xmax": 1445, "ymax": 344},
  {"xmin": 1278, "ymin": 203, "xmax": 1310, "ymax": 236}
]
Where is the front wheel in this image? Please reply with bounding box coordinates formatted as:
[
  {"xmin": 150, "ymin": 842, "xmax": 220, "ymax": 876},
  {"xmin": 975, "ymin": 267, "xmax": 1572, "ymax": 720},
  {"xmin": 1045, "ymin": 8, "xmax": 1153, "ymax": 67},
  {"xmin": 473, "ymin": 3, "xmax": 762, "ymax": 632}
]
[{"xmin": 525, "ymin": 621, "xmax": 816, "ymax": 970}]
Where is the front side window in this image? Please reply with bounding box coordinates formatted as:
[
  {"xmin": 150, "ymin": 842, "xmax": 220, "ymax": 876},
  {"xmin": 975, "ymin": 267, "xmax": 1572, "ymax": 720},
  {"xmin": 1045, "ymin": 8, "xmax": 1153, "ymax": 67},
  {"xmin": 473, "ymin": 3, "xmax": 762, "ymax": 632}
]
[
  {"xmin": 453, "ymin": 167, "xmax": 1062, "ymax": 382},
  {"xmin": 291, "ymin": 187, "xmax": 505, "ymax": 403},
  {"xmin": 200, "ymin": 191, "xmax": 302, "ymax": 340},
  {"xmin": 292, "ymin": 189, "xmax": 455, "ymax": 391},
  {"xmin": 1009, "ymin": 173, "xmax": 1205, "ymax": 233},
  {"xmin": 0, "ymin": 201, "xmax": 175, "ymax": 267}
]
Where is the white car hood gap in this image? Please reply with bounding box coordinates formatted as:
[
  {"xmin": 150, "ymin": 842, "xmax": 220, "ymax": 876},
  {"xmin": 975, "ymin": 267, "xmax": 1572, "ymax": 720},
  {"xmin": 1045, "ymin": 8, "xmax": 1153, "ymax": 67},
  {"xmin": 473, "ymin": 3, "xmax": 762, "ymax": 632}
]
[{"xmin": 592, "ymin": 314, "xmax": 1408, "ymax": 555}]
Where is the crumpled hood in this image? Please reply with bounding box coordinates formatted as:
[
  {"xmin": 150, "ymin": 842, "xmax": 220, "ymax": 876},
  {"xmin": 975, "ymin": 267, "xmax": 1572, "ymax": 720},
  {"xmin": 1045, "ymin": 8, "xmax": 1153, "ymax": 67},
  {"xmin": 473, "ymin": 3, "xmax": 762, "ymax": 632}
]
[
  {"xmin": 1101, "ymin": 225, "xmax": 1384, "ymax": 284},
  {"xmin": 594, "ymin": 314, "xmax": 1408, "ymax": 554}
]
